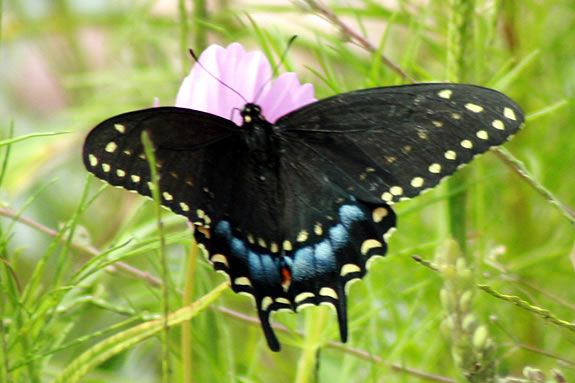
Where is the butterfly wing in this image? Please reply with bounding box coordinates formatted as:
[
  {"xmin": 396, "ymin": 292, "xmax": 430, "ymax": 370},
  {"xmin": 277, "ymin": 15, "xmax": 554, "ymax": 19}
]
[
  {"xmin": 83, "ymin": 106, "xmax": 242, "ymax": 225},
  {"xmin": 276, "ymin": 83, "xmax": 524, "ymax": 204}
]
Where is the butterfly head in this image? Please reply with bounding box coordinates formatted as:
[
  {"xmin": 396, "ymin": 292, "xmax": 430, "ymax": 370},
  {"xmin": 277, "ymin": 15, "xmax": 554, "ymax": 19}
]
[{"xmin": 241, "ymin": 103, "xmax": 267, "ymax": 125}]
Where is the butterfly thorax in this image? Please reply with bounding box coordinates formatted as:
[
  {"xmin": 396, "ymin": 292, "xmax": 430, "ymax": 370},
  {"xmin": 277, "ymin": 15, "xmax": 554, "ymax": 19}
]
[{"xmin": 240, "ymin": 103, "xmax": 279, "ymax": 166}]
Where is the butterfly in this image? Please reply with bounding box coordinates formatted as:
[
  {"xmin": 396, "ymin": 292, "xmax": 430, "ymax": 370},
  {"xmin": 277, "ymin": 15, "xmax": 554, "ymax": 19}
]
[{"xmin": 83, "ymin": 83, "xmax": 523, "ymax": 351}]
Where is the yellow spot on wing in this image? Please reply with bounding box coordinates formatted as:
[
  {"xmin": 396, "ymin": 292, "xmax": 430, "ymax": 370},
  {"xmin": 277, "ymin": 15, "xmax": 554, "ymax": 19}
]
[
  {"xmin": 270, "ymin": 242, "xmax": 279, "ymax": 253},
  {"xmin": 131, "ymin": 174, "xmax": 141, "ymax": 183},
  {"xmin": 340, "ymin": 263, "xmax": 361, "ymax": 276},
  {"xmin": 297, "ymin": 230, "xmax": 309, "ymax": 242},
  {"xmin": 88, "ymin": 154, "xmax": 98, "ymax": 167},
  {"xmin": 114, "ymin": 123, "xmax": 126, "ymax": 133},
  {"xmin": 162, "ymin": 192, "xmax": 173, "ymax": 201},
  {"xmin": 476, "ymin": 130, "xmax": 489, "ymax": 140},
  {"xmin": 102, "ymin": 163, "xmax": 111, "ymax": 173},
  {"xmin": 283, "ymin": 240, "xmax": 293, "ymax": 251},
  {"xmin": 465, "ymin": 103, "xmax": 484, "ymax": 113},
  {"xmin": 491, "ymin": 119, "xmax": 505, "ymax": 130},
  {"xmin": 381, "ymin": 192, "xmax": 393, "ymax": 202},
  {"xmin": 211, "ymin": 254, "xmax": 228, "ymax": 267},
  {"xmin": 445, "ymin": 150, "xmax": 457, "ymax": 160},
  {"xmin": 105, "ymin": 142, "xmax": 117, "ymax": 153},
  {"xmin": 504, "ymin": 107, "xmax": 517, "ymax": 121},
  {"xmin": 275, "ymin": 297, "xmax": 290, "ymax": 305},
  {"xmin": 261, "ymin": 296, "xmax": 273, "ymax": 311},
  {"xmin": 438, "ymin": 89, "xmax": 453, "ymax": 99},
  {"xmin": 319, "ymin": 287, "xmax": 338, "ymax": 299},
  {"xmin": 314, "ymin": 223, "xmax": 323, "ymax": 236},
  {"xmin": 116, "ymin": 169, "xmax": 126, "ymax": 177},
  {"xmin": 428, "ymin": 163, "xmax": 442, "ymax": 173},
  {"xmin": 361, "ymin": 239, "xmax": 382, "ymax": 255},
  {"xmin": 179, "ymin": 202, "xmax": 190, "ymax": 212},
  {"xmin": 295, "ymin": 292, "xmax": 314, "ymax": 303},
  {"xmin": 234, "ymin": 277, "xmax": 252, "ymax": 287},
  {"xmin": 372, "ymin": 207, "xmax": 388, "ymax": 223},
  {"xmin": 461, "ymin": 139, "xmax": 473, "ymax": 149},
  {"xmin": 390, "ymin": 186, "xmax": 403, "ymax": 196},
  {"xmin": 411, "ymin": 177, "xmax": 424, "ymax": 188}
]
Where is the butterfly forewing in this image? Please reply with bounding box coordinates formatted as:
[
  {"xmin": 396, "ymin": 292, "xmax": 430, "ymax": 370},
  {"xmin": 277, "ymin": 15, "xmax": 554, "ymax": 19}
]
[
  {"xmin": 277, "ymin": 83, "xmax": 524, "ymax": 204},
  {"xmin": 83, "ymin": 107, "xmax": 241, "ymax": 225}
]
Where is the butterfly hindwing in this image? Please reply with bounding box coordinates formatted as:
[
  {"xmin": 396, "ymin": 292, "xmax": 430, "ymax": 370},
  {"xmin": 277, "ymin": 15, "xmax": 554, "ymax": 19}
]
[{"xmin": 277, "ymin": 83, "xmax": 524, "ymax": 204}]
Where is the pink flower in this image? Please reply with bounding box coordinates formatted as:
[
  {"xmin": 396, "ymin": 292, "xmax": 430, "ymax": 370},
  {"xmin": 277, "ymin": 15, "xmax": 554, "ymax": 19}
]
[{"xmin": 175, "ymin": 43, "xmax": 316, "ymax": 125}]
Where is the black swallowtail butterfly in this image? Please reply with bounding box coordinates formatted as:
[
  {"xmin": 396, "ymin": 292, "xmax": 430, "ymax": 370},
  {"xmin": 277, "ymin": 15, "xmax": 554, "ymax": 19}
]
[{"xmin": 83, "ymin": 83, "xmax": 523, "ymax": 351}]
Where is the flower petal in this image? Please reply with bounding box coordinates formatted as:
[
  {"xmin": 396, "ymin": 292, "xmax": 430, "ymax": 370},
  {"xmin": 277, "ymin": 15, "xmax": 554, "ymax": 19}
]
[{"xmin": 175, "ymin": 43, "xmax": 315, "ymax": 124}]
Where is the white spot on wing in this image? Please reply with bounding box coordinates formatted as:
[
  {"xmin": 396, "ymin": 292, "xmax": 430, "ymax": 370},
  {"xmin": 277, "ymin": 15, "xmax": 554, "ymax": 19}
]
[
  {"xmin": 460, "ymin": 139, "xmax": 473, "ymax": 149},
  {"xmin": 390, "ymin": 186, "xmax": 403, "ymax": 196}
]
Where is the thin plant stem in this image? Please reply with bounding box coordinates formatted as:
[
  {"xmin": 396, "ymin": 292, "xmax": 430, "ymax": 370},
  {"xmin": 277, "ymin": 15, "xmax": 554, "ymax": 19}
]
[
  {"xmin": 182, "ymin": 241, "xmax": 199, "ymax": 383},
  {"xmin": 445, "ymin": 0, "xmax": 475, "ymax": 256},
  {"xmin": 179, "ymin": 0, "xmax": 190, "ymax": 76},
  {"xmin": 478, "ymin": 284, "xmax": 575, "ymax": 333},
  {"xmin": 300, "ymin": 0, "xmax": 416, "ymax": 82},
  {"xmin": 193, "ymin": 0, "xmax": 208, "ymax": 52},
  {"xmin": 141, "ymin": 132, "xmax": 170, "ymax": 383},
  {"xmin": 493, "ymin": 147, "xmax": 575, "ymax": 225},
  {"xmin": 295, "ymin": 307, "xmax": 330, "ymax": 383},
  {"xmin": 51, "ymin": 283, "xmax": 229, "ymax": 383}
]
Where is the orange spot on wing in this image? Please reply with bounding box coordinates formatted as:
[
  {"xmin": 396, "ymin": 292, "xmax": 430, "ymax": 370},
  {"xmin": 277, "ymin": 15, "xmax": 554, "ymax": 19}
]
[{"xmin": 281, "ymin": 267, "xmax": 292, "ymax": 290}]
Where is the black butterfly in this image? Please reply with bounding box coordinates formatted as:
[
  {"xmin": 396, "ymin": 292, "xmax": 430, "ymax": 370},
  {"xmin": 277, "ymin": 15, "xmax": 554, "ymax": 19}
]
[{"xmin": 83, "ymin": 83, "xmax": 523, "ymax": 351}]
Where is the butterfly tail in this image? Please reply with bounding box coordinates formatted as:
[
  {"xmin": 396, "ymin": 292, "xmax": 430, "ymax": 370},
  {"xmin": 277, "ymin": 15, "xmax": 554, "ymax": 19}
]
[
  {"xmin": 257, "ymin": 305, "xmax": 280, "ymax": 351},
  {"xmin": 335, "ymin": 282, "xmax": 348, "ymax": 342}
]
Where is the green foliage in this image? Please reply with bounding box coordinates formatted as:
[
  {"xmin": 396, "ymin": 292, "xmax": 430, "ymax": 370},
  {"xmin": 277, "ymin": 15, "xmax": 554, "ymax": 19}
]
[{"xmin": 1, "ymin": 0, "xmax": 574, "ymax": 382}]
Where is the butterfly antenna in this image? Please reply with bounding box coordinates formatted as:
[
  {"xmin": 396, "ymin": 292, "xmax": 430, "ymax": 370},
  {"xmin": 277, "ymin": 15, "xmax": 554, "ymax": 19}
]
[
  {"xmin": 253, "ymin": 35, "xmax": 298, "ymax": 104},
  {"xmin": 188, "ymin": 48, "xmax": 248, "ymax": 104}
]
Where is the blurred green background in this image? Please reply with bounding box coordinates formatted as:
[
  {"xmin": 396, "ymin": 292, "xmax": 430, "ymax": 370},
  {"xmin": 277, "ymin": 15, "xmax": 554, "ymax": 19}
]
[{"xmin": 1, "ymin": 1, "xmax": 574, "ymax": 382}]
